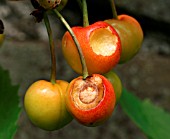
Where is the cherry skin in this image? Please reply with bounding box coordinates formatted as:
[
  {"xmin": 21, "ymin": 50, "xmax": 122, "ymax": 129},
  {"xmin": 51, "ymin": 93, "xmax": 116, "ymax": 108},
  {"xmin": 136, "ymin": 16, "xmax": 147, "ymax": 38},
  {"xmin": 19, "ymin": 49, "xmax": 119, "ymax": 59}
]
[
  {"xmin": 105, "ymin": 14, "xmax": 143, "ymax": 63},
  {"xmin": 62, "ymin": 21, "xmax": 121, "ymax": 75},
  {"xmin": 104, "ymin": 71, "xmax": 122, "ymax": 103},
  {"xmin": 24, "ymin": 80, "xmax": 73, "ymax": 131},
  {"xmin": 65, "ymin": 74, "xmax": 116, "ymax": 126}
]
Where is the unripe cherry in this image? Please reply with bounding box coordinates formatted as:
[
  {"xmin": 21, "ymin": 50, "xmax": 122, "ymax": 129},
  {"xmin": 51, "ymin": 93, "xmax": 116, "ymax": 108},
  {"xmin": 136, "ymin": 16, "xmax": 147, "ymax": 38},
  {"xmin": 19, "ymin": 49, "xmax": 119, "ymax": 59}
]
[
  {"xmin": 24, "ymin": 80, "xmax": 73, "ymax": 131},
  {"xmin": 104, "ymin": 71, "xmax": 122, "ymax": 103}
]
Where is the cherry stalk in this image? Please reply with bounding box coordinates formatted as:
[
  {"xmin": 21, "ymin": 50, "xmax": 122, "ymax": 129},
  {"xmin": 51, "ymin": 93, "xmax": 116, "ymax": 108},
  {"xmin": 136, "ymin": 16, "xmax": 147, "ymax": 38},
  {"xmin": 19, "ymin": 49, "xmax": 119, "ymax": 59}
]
[
  {"xmin": 109, "ymin": 0, "xmax": 118, "ymax": 19},
  {"xmin": 53, "ymin": 9, "xmax": 89, "ymax": 79},
  {"xmin": 44, "ymin": 13, "xmax": 56, "ymax": 84}
]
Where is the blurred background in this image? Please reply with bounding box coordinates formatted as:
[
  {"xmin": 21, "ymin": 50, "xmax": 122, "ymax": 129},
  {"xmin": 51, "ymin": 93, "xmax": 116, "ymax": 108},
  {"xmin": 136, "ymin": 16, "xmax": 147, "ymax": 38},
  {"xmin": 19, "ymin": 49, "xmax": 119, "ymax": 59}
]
[{"xmin": 0, "ymin": 0, "xmax": 170, "ymax": 139}]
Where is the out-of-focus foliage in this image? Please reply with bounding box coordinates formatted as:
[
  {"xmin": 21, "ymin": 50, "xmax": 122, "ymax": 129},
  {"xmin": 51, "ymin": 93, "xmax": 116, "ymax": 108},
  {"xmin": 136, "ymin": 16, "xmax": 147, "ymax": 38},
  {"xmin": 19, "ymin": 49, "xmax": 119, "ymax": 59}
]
[
  {"xmin": 0, "ymin": 66, "xmax": 20, "ymax": 139},
  {"xmin": 120, "ymin": 88, "xmax": 170, "ymax": 139}
]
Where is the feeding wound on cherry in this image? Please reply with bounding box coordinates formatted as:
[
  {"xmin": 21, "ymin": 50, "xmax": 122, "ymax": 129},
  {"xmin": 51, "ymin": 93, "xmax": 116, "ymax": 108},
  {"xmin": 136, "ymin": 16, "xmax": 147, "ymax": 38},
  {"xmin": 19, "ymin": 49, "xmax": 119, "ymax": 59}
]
[
  {"xmin": 89, "ymin": 26, "xmax": 119, "ymax": 56},
  {"xmin": 65, "ymin": 74, "xmax": 116, "ymax": 126},
  {"xmin": 62, "ymin": 21, "xmax": 121, "ymax": 75},
  {"xmin": 71, "ymin": 76, "xmax": 104, "ymax": 110}
]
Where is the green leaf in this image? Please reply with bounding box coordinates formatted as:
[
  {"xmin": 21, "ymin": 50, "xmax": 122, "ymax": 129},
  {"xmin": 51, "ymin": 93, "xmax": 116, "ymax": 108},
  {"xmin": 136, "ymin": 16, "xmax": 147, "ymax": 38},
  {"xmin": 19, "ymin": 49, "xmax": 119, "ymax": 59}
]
[
  {"xmin": 0, "ymin": 67, "xmax": 21, "ymax": 139},
  {"xmin": 120, "ymin": 88, "xmax": 170, "ymax": 139}
]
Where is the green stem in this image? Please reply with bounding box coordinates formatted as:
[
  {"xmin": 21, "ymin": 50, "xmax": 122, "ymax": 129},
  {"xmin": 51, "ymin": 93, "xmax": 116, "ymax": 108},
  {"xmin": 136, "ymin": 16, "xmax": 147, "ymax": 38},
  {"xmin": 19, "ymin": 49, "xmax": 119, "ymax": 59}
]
[
  {"xmin": 76, "ymin": 0, "xmax": 89, "ymax": 27},
  {"xmin": 82, "ymin": 0, "xmax": 89, "ymax": 27},
  {"xmin": 109, "ymin": 0, "xmax": 118, "ymax": 19},
  {"xmin": 44, "ymin": 13, "xmax": 56, "ymax": 84},
  {"xmin": 53, "ymin": 9, "xmax": 89, "ymax": 79}
]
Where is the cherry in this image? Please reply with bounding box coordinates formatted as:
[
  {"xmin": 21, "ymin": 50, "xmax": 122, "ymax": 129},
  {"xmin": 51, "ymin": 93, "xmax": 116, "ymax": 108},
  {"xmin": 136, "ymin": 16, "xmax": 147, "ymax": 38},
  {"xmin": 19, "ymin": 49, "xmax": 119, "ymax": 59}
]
[
  {"xmin": 24, "ymin": 80, "xmax": 73, "ymax": 131},
  {"xmin": 62, "ymin": 21, "xmax": 121, "ymax": 75},
  {"xmin": 104, "ymin": 71, "xmax": 122, "ymax": 102},
  {"xmin": 65, "ymin": 74, "xmax": 116, "ymax": 126},
  {"xmin": 105, "ymin": 14, "xmax": 143, "ymax": 63}
]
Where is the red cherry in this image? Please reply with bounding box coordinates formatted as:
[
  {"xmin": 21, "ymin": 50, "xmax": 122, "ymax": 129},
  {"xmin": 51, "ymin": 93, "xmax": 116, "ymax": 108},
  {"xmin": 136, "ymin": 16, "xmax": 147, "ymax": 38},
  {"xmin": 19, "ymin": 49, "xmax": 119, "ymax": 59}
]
[{"xmin": 65, "ymin": 74, "xmax": 116, "ymax": 126}]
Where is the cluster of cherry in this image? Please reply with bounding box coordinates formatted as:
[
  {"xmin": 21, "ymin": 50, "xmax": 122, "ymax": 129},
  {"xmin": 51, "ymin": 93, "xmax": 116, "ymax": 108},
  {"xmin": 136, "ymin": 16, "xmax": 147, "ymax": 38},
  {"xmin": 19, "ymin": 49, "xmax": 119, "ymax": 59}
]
[{"xmin": 24, "ymin": 0, "xmax": 143, "ymax": 131}]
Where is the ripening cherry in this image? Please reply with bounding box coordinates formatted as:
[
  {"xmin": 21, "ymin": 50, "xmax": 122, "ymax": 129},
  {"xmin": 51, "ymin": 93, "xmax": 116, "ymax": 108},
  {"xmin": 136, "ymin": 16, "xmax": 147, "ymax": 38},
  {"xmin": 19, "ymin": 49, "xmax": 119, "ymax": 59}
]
[
  {"xmin": 24, "ymin": 80, "xmax": 73, "ymax": 131},
  {"xmin": 62, "ymin": 21, "xmax": 121, "ymax": 75},
  {"xmin": 105, "ymin": 14, "xmax": 143, "ymax": 63}
]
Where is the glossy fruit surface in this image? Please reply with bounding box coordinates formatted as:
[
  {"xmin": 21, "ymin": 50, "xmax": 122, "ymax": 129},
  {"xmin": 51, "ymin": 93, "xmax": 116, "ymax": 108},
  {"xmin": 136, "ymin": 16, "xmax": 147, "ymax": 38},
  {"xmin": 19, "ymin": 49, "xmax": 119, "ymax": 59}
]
[
  {"xmin": 65, "ymin": 74, "xmax": 116, "ymax": 126},
  {"xmin": 105, "ymin": 14, "xmax": 143, "ymax": 63},
  {"xmin": 24, "ymin": 80, "xmax": 73, "ymax": 131},
  {"xmin": 62, "ymin": 21, "xmax": 121, "ymax": 75},
  {"xmin": 104, "ymin": 71, "xmax": 122, "ymax": 102}
]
